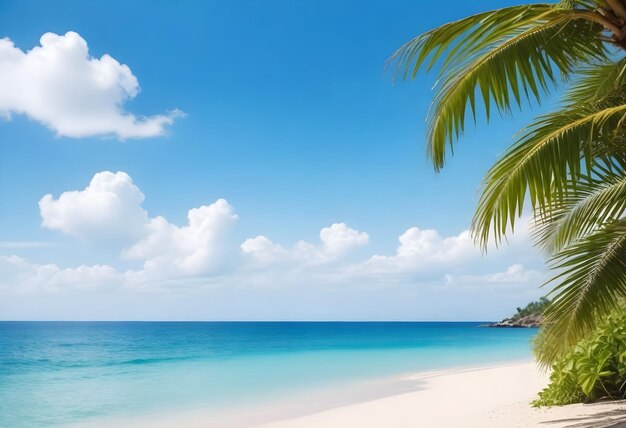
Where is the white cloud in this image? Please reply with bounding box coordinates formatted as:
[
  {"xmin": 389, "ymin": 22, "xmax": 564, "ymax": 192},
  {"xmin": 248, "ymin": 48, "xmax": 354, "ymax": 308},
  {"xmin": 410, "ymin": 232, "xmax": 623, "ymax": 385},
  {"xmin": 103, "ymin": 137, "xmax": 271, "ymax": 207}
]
[
  {"xmin": 320, "ymin": 223, "xmax": 369, "ymax": 256},
  {"xmin": 444, "ymin": 264, "xmax": 544, "ymax": 286},
  {"xmin": 360, "ymin": 227, "xmax": 477, "ymax": 274},
  {"xmin": 3, "ymin": 172, "xmax": 545, "ymax": 315},
  {"xmin": 241, "ymin": 235, "xmax": 288, "ymax": 265},
  {"xmin": 484, "ymin": 264, "xmax": 542, "ymax": 283},
  {"xmin": 242, "ymin": 222, "xmax": 369, "ymax": 267},
  {"xmin": 0, "ymin": 255, "xmax": 118, "ymax": 293},
  {"xmin": 0, "ymin": 31, "xmax": 180, "ymax": 139},
  {"xmin": 28, "ymin": 170, "xmax": 536, "ymax": 290},
  {"xmin": 123, "ymin": 199, "xmax": 239, "ymax": 277},
  {"xmin": 39, "ymin": 171, "xmax": 149, "ymax": 245},
  {"xmin": 37, "ymin": 171, "xmax": 240, "ymax": 282}
]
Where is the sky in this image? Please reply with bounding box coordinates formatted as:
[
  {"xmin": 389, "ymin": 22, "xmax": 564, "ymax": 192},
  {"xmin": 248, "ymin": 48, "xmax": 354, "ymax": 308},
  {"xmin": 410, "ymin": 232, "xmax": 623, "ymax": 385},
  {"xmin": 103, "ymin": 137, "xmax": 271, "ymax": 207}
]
[{"xmin": 0, "ymin": 0, "xmax": 551, "ymax": 321}]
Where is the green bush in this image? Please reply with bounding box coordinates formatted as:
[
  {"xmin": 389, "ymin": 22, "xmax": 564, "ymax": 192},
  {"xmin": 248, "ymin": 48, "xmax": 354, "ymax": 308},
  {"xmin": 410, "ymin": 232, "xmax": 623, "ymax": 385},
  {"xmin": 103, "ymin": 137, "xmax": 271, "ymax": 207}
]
[
  {"xmin": 533, "ymin": 309, "xmax": 626, "ymax": 407},
  {"xmin": 513, "ymin": 297, "xmax": 550, "ymax": 320}
]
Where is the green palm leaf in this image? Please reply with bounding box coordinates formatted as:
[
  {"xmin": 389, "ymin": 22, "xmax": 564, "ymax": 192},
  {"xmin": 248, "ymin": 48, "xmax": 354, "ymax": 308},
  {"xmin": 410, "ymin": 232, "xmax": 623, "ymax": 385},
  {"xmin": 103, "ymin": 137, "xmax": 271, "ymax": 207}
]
[
  {"xmin": 538, "ymin": 220, "xmax": 626, "ymax": 365},
  {"xmin": 566, "ymin": 58, "xmax": 626, "ymax": 106},
  {"xmin": 534, "ymin": 159, "xmax": 626, "ymax": 254},
  {"xmin": 388, "ymin": 3, "xmax": 607, "ymax": 170},
  {"xmin": 472, "ymin": 103, "xmax": 626, "ymax": 248}
]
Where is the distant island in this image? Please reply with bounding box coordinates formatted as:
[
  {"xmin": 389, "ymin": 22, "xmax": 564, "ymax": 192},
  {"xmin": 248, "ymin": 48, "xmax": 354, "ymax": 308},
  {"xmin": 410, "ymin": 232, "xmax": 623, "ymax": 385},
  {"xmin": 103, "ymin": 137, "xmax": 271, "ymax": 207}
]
[{"xmin": 485, "ymin": 297, "xmax": 550, "ymax": 328}]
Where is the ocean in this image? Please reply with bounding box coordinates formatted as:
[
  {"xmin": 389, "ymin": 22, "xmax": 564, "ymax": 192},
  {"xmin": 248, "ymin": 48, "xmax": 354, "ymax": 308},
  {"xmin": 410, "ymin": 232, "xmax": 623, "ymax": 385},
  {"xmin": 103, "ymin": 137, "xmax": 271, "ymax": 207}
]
[{"xmin": 0, "ymin": 321, "xmax": 537, "ymax": 427}]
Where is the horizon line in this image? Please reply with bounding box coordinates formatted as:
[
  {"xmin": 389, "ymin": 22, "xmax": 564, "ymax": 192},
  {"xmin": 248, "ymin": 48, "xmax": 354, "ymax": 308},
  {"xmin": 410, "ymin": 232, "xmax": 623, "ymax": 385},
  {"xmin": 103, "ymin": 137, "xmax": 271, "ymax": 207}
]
[{"xmin": 0, "ymin": 319, "xmax": 497, "ymax": 323}]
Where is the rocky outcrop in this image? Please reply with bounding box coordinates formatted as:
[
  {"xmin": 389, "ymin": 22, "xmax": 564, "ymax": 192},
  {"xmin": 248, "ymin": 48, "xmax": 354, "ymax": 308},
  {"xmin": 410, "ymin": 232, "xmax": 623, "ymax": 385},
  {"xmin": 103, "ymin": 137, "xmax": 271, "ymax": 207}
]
[{"xmin": 486, "ymin": 313, "xmax": 543, "ymax": 328}]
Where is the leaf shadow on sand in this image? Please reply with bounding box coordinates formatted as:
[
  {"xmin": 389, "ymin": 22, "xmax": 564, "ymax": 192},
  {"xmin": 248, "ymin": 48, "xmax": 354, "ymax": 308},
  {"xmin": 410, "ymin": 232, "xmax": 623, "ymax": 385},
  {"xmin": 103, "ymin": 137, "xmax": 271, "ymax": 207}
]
[{"xmin": 540, "ymin": 402, "xmax": 626, "ymax": 428}]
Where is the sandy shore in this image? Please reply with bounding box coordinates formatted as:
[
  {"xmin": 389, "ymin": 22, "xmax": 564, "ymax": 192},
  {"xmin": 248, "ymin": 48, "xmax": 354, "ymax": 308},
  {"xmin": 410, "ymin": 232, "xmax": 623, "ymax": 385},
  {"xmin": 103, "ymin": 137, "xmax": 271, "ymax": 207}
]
[
  {"xmin": 94, "ymin": 362, "xmax": 626, "ymax": 428},
  {"xmin": 258, "ymin": 362, "xmax": 626, "ymax": 428}
]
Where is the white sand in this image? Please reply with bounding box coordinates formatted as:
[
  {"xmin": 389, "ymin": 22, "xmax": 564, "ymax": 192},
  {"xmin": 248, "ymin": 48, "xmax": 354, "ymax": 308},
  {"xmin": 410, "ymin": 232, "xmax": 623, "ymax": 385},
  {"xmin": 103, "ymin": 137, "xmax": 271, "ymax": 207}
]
[
  {"xmin": 258, "ymin": 362, "xmax": 626, "ymax": 428},
  {"xmin": 94, "ymin": 362, "xmax": 626, "ymax": 427}
]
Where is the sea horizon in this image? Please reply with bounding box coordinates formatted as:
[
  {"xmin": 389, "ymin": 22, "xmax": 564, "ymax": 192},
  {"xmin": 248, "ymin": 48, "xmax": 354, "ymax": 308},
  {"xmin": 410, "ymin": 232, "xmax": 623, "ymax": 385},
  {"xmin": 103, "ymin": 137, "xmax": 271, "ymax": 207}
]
[{"xmin": 0, "ymin": 319, "xmax": 504, "ymax": 323}]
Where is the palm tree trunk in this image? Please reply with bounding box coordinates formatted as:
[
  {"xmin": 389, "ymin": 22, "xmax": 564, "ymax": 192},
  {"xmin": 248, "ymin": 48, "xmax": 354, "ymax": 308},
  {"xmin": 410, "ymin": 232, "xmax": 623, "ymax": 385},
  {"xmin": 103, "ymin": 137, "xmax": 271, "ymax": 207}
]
[
  {"xmin": 606, "ymin": 0, "xmax": 626, "ymax": 22},
  {"xmin": 600, "ymin": 0, "xmax": 626, "ymax": 48}
]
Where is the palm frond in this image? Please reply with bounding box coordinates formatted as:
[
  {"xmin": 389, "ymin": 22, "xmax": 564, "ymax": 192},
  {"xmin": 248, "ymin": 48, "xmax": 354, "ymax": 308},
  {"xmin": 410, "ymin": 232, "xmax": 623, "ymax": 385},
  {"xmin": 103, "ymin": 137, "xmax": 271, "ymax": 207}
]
[
  {"xmin": 537, "ymin": 219, "xmax": 626, "ymax": 365},
  {"xmin": 388, "ymin": 4, "xmax": 607, "ymax": 170},
  {"xmin": 389, "ymin": 5, "xmax": 555, "ymax": 80},
  {"xmin": 472, "ymin": 103, "xmax": 626, "ymax": 248},
  {"xmin": 566, "ymin": 57, "xmax": 626, "ymax": 106},
  {"xmin": 534, "ymin": 159, "xmax": 626, "ymax": 254}
]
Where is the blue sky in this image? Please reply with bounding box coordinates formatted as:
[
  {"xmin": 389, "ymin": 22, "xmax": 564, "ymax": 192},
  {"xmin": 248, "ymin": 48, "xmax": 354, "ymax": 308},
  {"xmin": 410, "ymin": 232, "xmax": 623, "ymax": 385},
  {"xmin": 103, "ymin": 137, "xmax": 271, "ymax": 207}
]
[{"xmin": 0, "ymin": 0, "xmax": 550, "ymax": 320}]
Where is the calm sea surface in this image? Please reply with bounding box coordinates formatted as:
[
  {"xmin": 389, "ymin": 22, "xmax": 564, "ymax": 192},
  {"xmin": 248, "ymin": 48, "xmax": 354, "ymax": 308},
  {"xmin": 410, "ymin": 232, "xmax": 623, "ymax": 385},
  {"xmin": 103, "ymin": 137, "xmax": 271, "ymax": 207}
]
[{"xmin": 0, "ymin": 321, "xmax": 537, "ymax": 427}]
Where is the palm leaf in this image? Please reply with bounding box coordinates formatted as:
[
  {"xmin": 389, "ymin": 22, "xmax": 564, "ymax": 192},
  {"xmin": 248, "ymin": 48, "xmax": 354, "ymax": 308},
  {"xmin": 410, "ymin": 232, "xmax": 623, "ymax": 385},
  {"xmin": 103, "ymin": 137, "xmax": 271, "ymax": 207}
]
[
  {"xmin": 534, "ymin": 159, "xmax": 626, "ymax": 254},
  {"xmin": 472, "ymin": 103, "xmax": 626, "ymax": 248},
  {"xmin": 538, "ymin": 219, "xmax": 626, "ymax": 365},
  {"xmin": 566, "ymin": 58, "xmax": 626, "ymax": 106},
  {"xmin": 388, "ymin": 3, "xmax": 607, "ymax": 170}
]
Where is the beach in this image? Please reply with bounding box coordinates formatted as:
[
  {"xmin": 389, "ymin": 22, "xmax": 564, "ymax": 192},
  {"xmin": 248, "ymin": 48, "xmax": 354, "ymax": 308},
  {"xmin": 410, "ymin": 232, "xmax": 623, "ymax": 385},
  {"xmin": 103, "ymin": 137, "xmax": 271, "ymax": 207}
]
[
  {"xmin": 105, "ymin": 362, "xmax": 626, "ymax": 428},
  {"xmin": 258, "ymin": 362, "xmax": 626, "ymax": 428}
]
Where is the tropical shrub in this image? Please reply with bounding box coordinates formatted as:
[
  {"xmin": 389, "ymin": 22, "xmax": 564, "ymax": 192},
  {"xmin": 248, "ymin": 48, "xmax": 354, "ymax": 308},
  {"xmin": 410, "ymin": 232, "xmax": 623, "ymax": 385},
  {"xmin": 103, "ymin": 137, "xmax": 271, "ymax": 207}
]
[
  {"xmin": 514, "ymin": 297, "xmax": 550, "ymax": 320},
  {"xmin": 534, "ymin": 308, "xmax": 626, "ymax": 406}
]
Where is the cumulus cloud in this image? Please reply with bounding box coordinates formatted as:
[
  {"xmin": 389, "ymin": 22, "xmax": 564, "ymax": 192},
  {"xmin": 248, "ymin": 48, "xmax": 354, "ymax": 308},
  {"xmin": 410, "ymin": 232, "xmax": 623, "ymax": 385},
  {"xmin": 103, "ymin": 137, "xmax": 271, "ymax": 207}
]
[
  {"xmin": 2, "ymin": 171, "xmax": 544, "ymax": 298},
  {"xmin": 39, "ymin": 171, "xmax": 149, "ymax": 245},
  {"xmin": 37, "ymin": 171, "xmax": 240, "ymax": 283},
  {"xmin": 320, "ymin": 223, "xmax": 369, "ymax": 256},
  {"xmin": 241, "ymin": 235, "xmax": 288, "ymax": 265},
  {"xmin": 123, "ymin": 199, "xmax": 239, "ymax": 277},
  {"xmin": 0, "ymin": 31, "xmax": 180, "ymax": 138},
  {"xmin": 241, "ymin": 222, "xmax": 369, "ymax": 266},
  {"xmin": 360, "ymin": 227, "xmax": 477, "ymax": 275}
]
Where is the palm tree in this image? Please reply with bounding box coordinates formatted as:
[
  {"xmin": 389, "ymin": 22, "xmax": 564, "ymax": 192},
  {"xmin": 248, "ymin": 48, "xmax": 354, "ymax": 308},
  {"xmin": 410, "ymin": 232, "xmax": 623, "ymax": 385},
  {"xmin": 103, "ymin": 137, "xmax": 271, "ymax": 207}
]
[{"xmin": 388, "ymin": 0, "xmax": 626, "ymax": 365}]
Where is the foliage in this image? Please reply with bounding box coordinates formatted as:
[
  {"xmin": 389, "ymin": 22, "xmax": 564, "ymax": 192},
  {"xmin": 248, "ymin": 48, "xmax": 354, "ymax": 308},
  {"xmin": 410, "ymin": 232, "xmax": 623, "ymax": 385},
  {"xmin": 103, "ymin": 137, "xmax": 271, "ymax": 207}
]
[
  {"xmin": 513, "ymin": 297, "xmax": 550, "ymax": 320},
  {"xmin": 389, "ymin": 0, "xmax": 626, "ymax": 364},
  {"xmin": 533, "ymin": 308, "xmax": 626, "ymax": 406},
  {"xmin": 387, "ymin": 1, "xmax": 608, "ymax": 172}
]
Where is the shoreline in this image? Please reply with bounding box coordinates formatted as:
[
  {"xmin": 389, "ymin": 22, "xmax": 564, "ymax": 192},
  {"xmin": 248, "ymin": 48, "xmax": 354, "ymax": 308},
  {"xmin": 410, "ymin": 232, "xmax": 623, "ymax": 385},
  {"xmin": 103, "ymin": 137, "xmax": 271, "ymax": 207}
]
[
  {"xmin": 85, "ymin": 360, "xmax": 530, "ymax": 427},
  {"xmin": 259, "ymin": 362, "xmax": 626, "ymax": 428},
  {"xmin": 76, "ymin": 360, "xmax": 626, "ymax": 427},
  {"xmin": 257, "ymin": 361, "xmax": 546, "ymax": 428}
]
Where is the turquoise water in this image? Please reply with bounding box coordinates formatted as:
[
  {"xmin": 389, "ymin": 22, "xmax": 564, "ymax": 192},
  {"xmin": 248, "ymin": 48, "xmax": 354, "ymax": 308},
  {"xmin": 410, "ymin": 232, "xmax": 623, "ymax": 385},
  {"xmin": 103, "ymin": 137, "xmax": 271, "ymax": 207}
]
[{"xmin": 0, "ymin": 322, "xmax": 537, "ymax": 427}]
